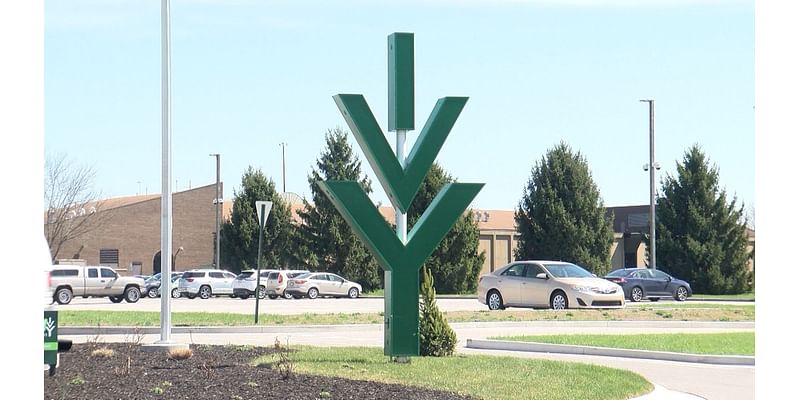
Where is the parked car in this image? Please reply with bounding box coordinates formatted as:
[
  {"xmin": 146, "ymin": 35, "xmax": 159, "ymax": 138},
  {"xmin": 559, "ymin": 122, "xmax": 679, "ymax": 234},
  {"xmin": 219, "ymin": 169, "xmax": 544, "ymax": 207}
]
[
  {"xmin": 232, "ymin": 269, "xmax": 278, "ymax": 299},
  {"xmin": 478, "ymin": 260, "xmax": 624, "ymax": 310},
  {"xmin": 144, "ymin": 272, "xmax": 182, "ymax": 298},
  {"xmin": 604, "ymin": 268, "xmax": 692, "ymax": 302},
  {"xmin": 50, "ymin": 265, "xmax": 145, "ymax": 304},
  {"xmin": 177, "ymin": 269, "xmax": 238, "ymax": 299},
  {"xmin": 265, "ymin": 269, "xmax": 310, "ymax": 299},
  {"xmin": 285, "ymin": 272, "xmax": 362, "ymax": 299}
]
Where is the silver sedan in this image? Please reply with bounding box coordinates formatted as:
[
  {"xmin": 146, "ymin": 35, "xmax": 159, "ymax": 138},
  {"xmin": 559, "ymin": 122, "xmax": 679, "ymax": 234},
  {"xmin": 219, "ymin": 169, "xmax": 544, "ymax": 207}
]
[
  {"xmin": 478, "ymin": 260, "xmax": 625, "ymax": 310},
  {"xmin": 285, "ymin": 272, "xmax": 362, "ymax": 299}
]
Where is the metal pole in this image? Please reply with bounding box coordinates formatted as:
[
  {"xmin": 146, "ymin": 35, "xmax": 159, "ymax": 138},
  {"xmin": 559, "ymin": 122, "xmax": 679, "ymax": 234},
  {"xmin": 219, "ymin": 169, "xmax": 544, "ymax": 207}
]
[
  {"xmin": 640, "ymin": 99, "xmax": 656, "ymax": 271},
  {"xmin": 210, "ymin": 153, "xmax": 220, "ymax": 268},
  {"xmin": 395, "ymin": 132, "xmax": 407, "ymax": 244},
  {"xmin": 255, "ymin": 203, "xmax": 265, "ymax": 324},
  {"xmin": 279, "ymin": 142, "xmax": 287, "ymax": 193},
  {"xmin": 158, "ymin": 0, "xmax": 173, "ymax": 343}
]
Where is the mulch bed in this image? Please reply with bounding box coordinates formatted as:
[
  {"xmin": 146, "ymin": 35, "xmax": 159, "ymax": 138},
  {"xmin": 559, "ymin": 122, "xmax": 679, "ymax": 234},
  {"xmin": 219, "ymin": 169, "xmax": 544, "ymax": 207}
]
[{"xmin": 44, "ymin": 342, "xmax": 476, "ymax": 400}]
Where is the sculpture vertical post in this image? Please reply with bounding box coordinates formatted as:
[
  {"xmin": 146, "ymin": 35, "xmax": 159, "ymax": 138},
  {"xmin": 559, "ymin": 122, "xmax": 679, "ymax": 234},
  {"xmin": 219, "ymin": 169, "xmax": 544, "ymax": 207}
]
[{"xmin": 386, "ymin": 32, "xmax": 417, "ymax": 357}]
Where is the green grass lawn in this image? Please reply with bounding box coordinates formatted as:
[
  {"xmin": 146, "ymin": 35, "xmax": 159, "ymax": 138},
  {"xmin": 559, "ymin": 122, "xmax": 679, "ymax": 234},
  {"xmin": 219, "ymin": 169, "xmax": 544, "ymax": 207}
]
[
  {"xmin": 58, "ymin": 303, "xmax": 754, "ymax": 327},
  {"xmin": 489, "ymin": 332, "xmax": 755, "ymax": 356},
  {"xmin": 691, "ymin": 292, "xmax": 755, "ymax": 301},
  {"xmin": 254, "ymin": 346, "xmax": 652, "ymax": 400}
]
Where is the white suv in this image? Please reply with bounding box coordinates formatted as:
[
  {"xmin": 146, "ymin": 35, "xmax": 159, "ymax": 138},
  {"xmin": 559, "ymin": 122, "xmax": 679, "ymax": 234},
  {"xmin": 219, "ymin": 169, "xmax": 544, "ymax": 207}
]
[
  {"xmin": 232, "ymin": 269, "xmax": 277, "ymax": 299},
  {"xmin": 177, "ymin": 269, "xmax": 237, "ymax": 299},
  {"xmin": 265, "ymin": 270, "xmax": 310, "ymax": 299}
]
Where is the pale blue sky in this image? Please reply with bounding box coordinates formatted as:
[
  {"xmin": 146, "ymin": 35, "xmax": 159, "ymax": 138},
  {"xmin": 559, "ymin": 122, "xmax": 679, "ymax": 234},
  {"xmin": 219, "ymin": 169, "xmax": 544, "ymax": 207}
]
[{"xmin": 44, "ymin": 0, "xmax": 754, "ymax": 212}]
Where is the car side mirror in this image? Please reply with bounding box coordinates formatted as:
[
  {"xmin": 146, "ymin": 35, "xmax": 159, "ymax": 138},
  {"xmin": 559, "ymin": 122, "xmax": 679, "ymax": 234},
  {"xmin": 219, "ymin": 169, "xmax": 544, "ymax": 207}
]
[{"xmin": 536, "ymin": 272, "xmax": 548, "ymax": 280}]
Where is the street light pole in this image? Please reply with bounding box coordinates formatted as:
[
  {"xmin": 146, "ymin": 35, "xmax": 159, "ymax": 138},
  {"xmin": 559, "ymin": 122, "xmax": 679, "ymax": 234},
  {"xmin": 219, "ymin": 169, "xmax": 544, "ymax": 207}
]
[
  {"xmin": 640, "ymin": 99, "xmax": 657, "ymax": 271},
  {"xmin": 209, "ymin": 153, "xmax": 220, "ymax": 269},
  {"xmin": 279, "ymin": 142, "xmax": 287, "ymax": 193},
  {"xmin": 158, "ymin": 0, "xmax": 173, "ymax": 344}
]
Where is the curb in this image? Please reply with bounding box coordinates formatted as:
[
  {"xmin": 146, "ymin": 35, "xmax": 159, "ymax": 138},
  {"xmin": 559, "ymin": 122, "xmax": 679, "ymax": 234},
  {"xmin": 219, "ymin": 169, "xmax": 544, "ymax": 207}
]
[{"xmin": 465, "ymin": 339, "xmax": 755, "ymax": 366}]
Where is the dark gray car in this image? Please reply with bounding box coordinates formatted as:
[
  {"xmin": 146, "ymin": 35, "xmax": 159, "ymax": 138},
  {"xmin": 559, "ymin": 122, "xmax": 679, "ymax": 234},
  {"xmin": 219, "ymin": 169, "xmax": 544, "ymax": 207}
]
[{"xmin": 604, "ymin": 268, "xmax": 692, "ymax": 302}]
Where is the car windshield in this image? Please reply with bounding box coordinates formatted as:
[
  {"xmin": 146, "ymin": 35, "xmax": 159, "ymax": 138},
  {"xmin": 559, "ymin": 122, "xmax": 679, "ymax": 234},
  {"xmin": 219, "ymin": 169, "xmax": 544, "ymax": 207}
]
[
  {"xmin": 543, "ymin": 263, "xmax": 594, "ymax": 278},
  {"xmin": 236, "ymin": 271, "xmax": 254, "ymax": 279},
  {"xmin": 293, "ymin": 273, "xmax": 312, "ymax": 279},
  {"xmin": 606, "ymin": 269, "xmax": 630, "ymax": 277}
]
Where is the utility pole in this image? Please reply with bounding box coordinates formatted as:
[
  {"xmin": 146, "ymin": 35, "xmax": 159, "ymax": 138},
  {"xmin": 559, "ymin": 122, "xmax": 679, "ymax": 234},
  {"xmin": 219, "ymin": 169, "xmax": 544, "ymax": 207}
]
[
  {"xmin": 279, "ymin": 142, "xmax": 287, "ymax": 193},
  {"xmin": 209, "ymin": 153, "xmax": 220, "ymax": 269},
  {"xmin": 640, "ymin": 99, "xmax": 658, "ymax": 271}
]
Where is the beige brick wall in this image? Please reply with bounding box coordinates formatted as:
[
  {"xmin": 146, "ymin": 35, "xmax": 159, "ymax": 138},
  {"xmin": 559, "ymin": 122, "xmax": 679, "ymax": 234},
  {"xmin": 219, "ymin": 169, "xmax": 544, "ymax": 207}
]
[{"xmin": 54, "ymin": 184, "xmax": 220, "ymax": 276}]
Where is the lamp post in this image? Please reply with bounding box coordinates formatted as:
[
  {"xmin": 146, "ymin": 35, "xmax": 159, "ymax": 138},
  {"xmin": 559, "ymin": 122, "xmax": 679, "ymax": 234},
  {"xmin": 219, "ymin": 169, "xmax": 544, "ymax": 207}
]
[
  {"xmin": 279, "ymin": 142, "xmax": 287, "ymax": 193},
  {"xmin": 158, "ymin": 0, "xmax": 174, "ymax": 344},
  {"xmin": 640, "ymin": 99, "xmax": 659, "ymax": 271},
  {"xmin": 209, "ymin": 153, "xmax": 220, "ymax": 268}
]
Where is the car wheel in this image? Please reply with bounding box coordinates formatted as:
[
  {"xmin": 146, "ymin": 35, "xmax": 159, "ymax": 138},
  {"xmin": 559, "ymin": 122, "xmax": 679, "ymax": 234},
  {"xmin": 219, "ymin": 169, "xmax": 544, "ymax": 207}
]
[
  {"xmin": 147, "ymin": 287, "xmax": 159, "ymax": 298},
  {"xmin": 550, "ymin": 291, "xmax": 568, "ymax": 310},
  {"xmin": 257, "ymin": 286, "xmax": 267, "ymax": 299},
  {"xmin": 307, "ymin": 287, "xmax": 319, "ymax": 299},
  {"xmin": 487, "ymin": 290, "xmax": 504, "ymax": 311},
  {"xmin": 630, "ymin": 287, "xmax": 644, "ymax": 302},
  {"xmin": 283, "ymin": 291, "xmax": 294, "ymax": 300},
  {"xmin": 124, "ymin": 287, "xmax": 141, "ymax": 303},
  {"xmin": 348, "ymin": 287, "xmax": 360, "ymax": 299},
  {"xmin": 199, "ymin": 285, "xmax": 212, "ymax": 299},
  {"xmin": 649, "ymin": 297, "xmax": 660, "ymax": 302},
  {"xmin": 55, "ymin": 288, "xmax": 73, "ymax": 305},
  {"xmin": 268, "ymin": 294, "xmax": 278, "ymax": 300},
  {"xmin": 109, "ymin": 296, "xmax": 123, "ymax": 303},
  {"xmin": 675, "ymin": 286, "xmax": 689, "ymax": 301},
  {"xmin": 171, "ymin": 288, "xmax": 180, "ymax": 298}
]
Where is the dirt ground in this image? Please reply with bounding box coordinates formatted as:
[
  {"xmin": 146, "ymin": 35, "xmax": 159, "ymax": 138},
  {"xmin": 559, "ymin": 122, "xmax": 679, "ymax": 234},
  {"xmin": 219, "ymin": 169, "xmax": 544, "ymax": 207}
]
[{"xmin": 44, "ymin": 342, "xmax": 476, "ymax": 400}]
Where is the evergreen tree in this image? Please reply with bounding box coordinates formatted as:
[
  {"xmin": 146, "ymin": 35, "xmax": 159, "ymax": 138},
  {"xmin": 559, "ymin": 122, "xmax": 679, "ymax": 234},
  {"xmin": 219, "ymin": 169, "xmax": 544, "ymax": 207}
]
[
  {"xmin": 653, "ymin": 145, "xmax": 752, "ymax": 294},
  {"xmin": 514, "ymin": 142, "xmax": 614, "ymax": 275},
  {"xmin": 418, "ymin": 265, "xmax": 457, "ymax": 357},
  {"xmin": 295, "ymin": 128, "xmax": 381, "ymax": 292},
  {"xmin": 220, "ymin": 166, "xmax": 296, "ymax": 273},
  {"xmin": 407, "ymin": 163, "xmax": 485, "ymax": 294}
]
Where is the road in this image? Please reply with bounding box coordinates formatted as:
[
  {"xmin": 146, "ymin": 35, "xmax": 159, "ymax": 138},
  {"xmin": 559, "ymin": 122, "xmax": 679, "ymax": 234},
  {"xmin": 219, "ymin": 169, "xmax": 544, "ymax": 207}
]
[{"xmin": 53, "ymin": 295, "xmax": 751, "ymax": 315}]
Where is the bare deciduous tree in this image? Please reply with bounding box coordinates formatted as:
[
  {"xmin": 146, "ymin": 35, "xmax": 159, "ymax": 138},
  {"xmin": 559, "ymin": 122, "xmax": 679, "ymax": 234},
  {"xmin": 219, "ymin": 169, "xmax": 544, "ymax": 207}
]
[{"xmin": 44, "ymin": 154, "xmax": 107, "ymax": 261}]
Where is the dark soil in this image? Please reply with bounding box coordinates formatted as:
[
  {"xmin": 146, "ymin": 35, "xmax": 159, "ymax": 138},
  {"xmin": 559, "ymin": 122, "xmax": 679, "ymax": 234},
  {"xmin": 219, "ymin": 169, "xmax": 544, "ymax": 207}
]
[{"xmin": 44, "ymin": 342, "xmax": 477, "ymax": 400}]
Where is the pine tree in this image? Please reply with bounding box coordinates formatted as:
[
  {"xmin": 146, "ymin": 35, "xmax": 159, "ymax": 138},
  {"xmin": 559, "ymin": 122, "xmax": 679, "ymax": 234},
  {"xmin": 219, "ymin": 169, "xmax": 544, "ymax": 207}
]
[
  {"xmin": 220, "ymin": 166, "xmax": 296, "ymax": 273},
  {"xmin": 407, "ymin": 163, "xmax": 485, "ymax": 294},
  {"xmin": 418, "ymin": 265, "xmax": 457, "ymax": 357},
  {"xmin": 654, "ymin": 145, "xmax": 752, "ymax": 294},
  {"xmin": 295, "ymin": 128, "xmax": 381, "ymax": 292},
  {"xmin": 514, "ymin": 142, "xmax": 614, "ymax": 275}
]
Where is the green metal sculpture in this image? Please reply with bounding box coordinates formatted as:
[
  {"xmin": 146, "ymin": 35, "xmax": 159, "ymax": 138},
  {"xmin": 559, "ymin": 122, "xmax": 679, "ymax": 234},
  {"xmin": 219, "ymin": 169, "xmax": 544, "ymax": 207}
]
[{"xmin": 320, "ymin": 32, "xmax": 483, "ymax": 357}]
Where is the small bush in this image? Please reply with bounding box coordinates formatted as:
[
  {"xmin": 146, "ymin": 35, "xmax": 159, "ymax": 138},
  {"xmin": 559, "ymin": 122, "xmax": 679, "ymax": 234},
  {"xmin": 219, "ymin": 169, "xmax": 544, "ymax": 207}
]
[
  {"xmin": 168, "ymin": 348, "xmax": 193, "ymax": 360},
  {"xmin": 419, "ymin": 266, "xmax": 457, "ymax": 357},
  {"xmin": 70, "ymin": 375, "xmax": 85, "ymax": 385},
  {"xmin": 91, "ymin": 347, "xmax": 115, "ymax": 358}
]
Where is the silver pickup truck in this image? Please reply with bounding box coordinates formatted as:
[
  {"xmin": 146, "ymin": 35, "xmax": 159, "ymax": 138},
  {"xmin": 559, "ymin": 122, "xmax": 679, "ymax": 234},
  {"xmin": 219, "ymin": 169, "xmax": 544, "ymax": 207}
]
[{"xmin": 50, "ymin": 265, "xmax": 145, "ymax": 304}]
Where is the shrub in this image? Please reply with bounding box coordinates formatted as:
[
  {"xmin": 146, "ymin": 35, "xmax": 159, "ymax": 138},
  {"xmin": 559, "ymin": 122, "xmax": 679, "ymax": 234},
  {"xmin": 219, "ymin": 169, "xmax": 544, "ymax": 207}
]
[{"xmin": 419, "ymin": 265, "xmax": 457, "ymax": 357}]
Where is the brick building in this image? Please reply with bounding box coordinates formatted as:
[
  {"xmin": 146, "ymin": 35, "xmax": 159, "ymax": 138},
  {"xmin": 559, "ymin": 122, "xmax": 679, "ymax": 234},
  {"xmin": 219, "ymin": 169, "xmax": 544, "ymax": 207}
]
[{"xmin": 48, "ymin": 183, "xmax": 754, "ymax": 277}]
